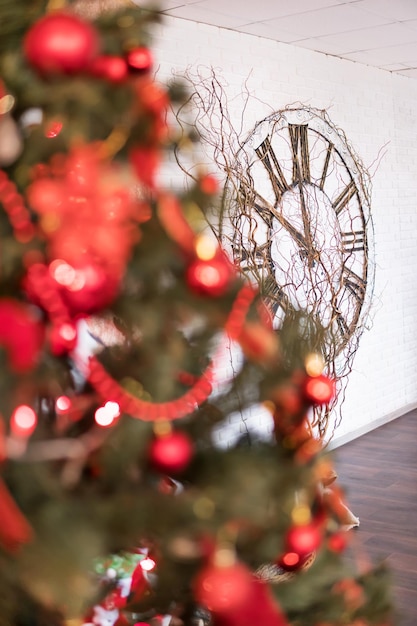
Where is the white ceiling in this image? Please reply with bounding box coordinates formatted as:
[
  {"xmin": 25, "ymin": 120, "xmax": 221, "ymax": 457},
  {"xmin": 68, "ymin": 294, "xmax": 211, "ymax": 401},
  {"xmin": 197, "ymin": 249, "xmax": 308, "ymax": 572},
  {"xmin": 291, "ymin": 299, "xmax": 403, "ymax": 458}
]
[{"xmin": 158, "ymin": 0, "xmax": 417, "ymax": 79}]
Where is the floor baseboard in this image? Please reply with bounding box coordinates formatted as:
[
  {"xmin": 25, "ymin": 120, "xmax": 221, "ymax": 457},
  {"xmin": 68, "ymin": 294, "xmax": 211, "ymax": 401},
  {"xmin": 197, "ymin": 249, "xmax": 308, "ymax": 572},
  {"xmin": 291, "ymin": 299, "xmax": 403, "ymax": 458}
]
[{"xmin": 328, "ymin": 401, "xmax": 417, "ymax": 449}]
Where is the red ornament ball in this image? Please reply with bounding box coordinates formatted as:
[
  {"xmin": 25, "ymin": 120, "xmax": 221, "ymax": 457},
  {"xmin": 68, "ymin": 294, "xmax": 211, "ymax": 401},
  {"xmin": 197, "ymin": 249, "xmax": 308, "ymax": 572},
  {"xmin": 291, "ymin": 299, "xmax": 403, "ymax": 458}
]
[
  {"xmin": 24, "ymin": 12, "xmax": 99, "ymax": 75},
  {"xmin": 149, "ymin": 431, "xmax": 193, "ymax": 474},
  {"xmin": 90, "ymin": 55, "xmax": 128, "ymax": 82},
  {"xmin": 304, "ymin": 374, "xmax": 335, "ymax": 405},
  {"xmin": 50, "ymin": 259, "xmax": 119, "ymax": 315},
  {"xmin": 194, "ymin": 561, "xmax": 253, "ymax": 614},
  {"xmin": 199, "ymin": 174, "xmax": 219, "ymax": 195},
  {"xmin": 187, "ymin": 251, "xmax": 234, "ymax": 297},
  {"xmin": 126, "ymin": 46, "xmax": 153, "ymax": 73},
  {"xmin": 285, "ymin": 523, "xmax": 322, "ymax": 558},
  {"xmin": 50, "ymin": 321, "xmax": 78, "ymax": 356}
]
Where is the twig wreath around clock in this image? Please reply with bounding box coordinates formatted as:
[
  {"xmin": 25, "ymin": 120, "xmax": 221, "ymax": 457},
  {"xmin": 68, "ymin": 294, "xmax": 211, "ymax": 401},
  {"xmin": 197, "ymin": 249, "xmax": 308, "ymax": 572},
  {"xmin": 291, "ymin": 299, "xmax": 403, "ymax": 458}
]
[{"xmin": 218, "ymin": 106, "xmax": 375, "ymax": 367}]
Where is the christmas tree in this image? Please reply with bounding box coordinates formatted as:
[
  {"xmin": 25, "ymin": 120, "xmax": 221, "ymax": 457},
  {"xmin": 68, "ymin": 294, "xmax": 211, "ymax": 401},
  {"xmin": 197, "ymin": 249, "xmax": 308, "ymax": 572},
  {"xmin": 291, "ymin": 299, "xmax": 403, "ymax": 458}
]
[{"xmin": 0, "ymin": 2, "xmax": 394, "ymax": 625}]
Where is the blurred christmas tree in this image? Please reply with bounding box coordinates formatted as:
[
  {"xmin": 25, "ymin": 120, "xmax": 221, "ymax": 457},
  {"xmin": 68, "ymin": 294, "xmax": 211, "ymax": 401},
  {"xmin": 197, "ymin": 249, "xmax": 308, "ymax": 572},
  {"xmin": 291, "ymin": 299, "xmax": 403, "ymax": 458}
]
[{"xmin": 0, "ymin": 2, "xmax": 394, "ymax": 626}]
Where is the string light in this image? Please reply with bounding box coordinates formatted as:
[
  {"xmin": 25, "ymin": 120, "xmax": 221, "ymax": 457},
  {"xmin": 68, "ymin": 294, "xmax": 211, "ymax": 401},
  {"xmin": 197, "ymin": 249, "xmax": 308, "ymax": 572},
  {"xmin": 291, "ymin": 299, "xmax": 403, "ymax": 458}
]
[
  {"xmin": 56, "ymin": 395, "xmax": 72, "ymax": 413},
  {"xmin": 280, "ymin": 551, "xmax": 301, "ymax": 568},
  {"xmin": 94, "ymin": 401, "xmax": 120, "ymax": 427},
  {"xmin": 304, "ymin": 352, "xmax": 324, "ymax": 377},
  {"xmin": 10, "ymin": 405, "xmax": 38, "ymax": 437},
  {"xmin": 140, "ymin": 557, "xmax": 156, "ymax": 572}
]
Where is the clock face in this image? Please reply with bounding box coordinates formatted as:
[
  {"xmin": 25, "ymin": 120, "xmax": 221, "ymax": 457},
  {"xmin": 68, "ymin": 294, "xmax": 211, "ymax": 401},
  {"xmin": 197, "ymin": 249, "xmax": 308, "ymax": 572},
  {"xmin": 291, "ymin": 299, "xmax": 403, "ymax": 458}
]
[{"xmin": 221, "ymin": 107, "xmax": 374, "ymax": 359}]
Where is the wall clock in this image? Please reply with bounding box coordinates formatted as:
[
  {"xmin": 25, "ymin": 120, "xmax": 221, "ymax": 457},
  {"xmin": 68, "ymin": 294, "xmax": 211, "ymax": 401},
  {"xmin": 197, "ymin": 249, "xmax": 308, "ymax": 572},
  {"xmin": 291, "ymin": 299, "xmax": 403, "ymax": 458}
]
[{"xmin": 219, "ymin": 106, "xmax": 374, "ymax": 365}]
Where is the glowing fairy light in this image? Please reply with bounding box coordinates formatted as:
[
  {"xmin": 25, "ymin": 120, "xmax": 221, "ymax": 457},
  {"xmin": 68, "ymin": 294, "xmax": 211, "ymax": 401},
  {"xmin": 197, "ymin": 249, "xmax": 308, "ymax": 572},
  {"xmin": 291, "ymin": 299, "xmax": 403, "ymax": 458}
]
[
  {"xmin": 140, "ymin": 557, "xmax": 156, "ymax": 571},
  {"xmin": 56, "ymin": 395, "xmax": 72, "ymax": 413},
  {"xmin": 94, "ymin": 401, "xmax": 121, "ymax": 427},
  {"xmin": 195, "ymin": 235, "xmax": 217, "ymax": 261},
  {"xmin": 10, "ymin": 405, "xmax": 38, "ymax": 437}
]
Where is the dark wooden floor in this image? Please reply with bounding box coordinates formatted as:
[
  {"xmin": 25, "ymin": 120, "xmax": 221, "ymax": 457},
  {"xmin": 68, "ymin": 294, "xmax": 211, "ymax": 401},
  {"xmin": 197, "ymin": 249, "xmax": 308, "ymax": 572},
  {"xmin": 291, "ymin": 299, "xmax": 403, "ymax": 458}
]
[{"xmin": 335, "ymin": 409, "xmax": 417, "ymax": 626}]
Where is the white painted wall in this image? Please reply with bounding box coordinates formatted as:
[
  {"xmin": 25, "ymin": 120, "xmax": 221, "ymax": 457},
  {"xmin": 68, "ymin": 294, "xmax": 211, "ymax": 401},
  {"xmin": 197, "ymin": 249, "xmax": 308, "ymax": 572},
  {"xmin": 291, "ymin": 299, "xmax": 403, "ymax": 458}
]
[{"xmin": 151, "ymin": 15, "xmax": 417, "ymax": 446}]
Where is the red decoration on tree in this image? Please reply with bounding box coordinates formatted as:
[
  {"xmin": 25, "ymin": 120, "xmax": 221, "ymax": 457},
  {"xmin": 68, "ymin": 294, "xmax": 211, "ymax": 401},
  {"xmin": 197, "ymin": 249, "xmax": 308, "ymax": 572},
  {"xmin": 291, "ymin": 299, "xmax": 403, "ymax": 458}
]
[
  {"xmin": 23, "ymin": 263, "xmax": 75, "ymax": 344},
  {"xmin": 86, "ymin": 286, "xmax": 256, "ymax": 422},
  {"xmin": 0, "ymin": 479, "xmax": 33, "ymax": 552},
  {"xmin": 24, "ymin": 12, "xmax": 99, "ymax": 75},
  {"xmin": 276, "ymin": 550, "xmax": 312, "ymax": 572},
  {"xmin": 133, "ymin": 77, "xmax": 169, "ymax": 141},
  {"xmin": 199, "ymin": 174, "xmax": 219, "ymax": 195},
  {"xmin": 237, "ymin": 321, "xmax": 280, "ymax": 365},
  {"xmin": 128, "ymin": 560, "xmax": 151, "ymax": 605},
  {"xmin": 0, "ymin": 299, "xmax": 43, "ymax": 372},
  {"xmin": 129, "ymin": 146, "xmax": 160, "ymax": 188},
  {"xmin": 327, "ymin": 531, "xmax": 348, "ymax": 553},
  {"xmin": 187, "ymin": 250, "xmax": 235, "ymax": 297},
  {"xmin": 0, "ymin": 170, "xmax": 35, "ymax": 243},
  {"xmin": 303, "ymin": 374, "xmax": 335, "ymax": 405},
  {"xmin": 196, "ymin": 569, "xmax": 289, "ymax": 626},
  {"xmin": 10, "ymin": 405, "xmax": 38, "ymax": 438},
  {"xmin": 50, "ymin": 320, "xmax": 78, "ymax": 356},
  {"xmin": 157, "ymin": 193, "xmax": 196, "ymax": 254},
  {"xmin": 285, "ymin": 522, "xmax": 322, "ymax": 558},
  {"xmin": 194, "ymin": 560, "xmax": 253, "ymax": 614},
  {"xmin": 50, "ymin": 258, "xmax": 119, "ymax": 315},
  {"xmin": 126, "ymin": 47, "xmax": 153, "ymax": 73},
  {"xmin": 26, "ymin": 144, "xmax": 149, "ymax": 315},
  {"xmin": 149, "ymin": 431, "xmax": 193, "ymax": 474},
  {"xmin": 90, "ymin": 55, "xmax": 129, "ymax": 82}
]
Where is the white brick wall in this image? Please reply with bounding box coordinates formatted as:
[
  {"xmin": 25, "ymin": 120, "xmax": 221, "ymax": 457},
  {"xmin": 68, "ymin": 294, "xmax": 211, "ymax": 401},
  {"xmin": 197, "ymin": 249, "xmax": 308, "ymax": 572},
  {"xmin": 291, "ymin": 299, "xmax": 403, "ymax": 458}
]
[{"xmin": 153, "ymin": 15, "xmax": 417, "ymax": 446}]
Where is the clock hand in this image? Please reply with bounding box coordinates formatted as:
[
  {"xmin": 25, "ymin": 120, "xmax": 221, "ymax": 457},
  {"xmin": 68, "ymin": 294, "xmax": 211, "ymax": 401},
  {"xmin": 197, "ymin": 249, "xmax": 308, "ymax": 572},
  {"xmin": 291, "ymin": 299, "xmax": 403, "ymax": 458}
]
[{"xmin": 252, "ymin": 192, "xmax": 310, "ymax": 254}]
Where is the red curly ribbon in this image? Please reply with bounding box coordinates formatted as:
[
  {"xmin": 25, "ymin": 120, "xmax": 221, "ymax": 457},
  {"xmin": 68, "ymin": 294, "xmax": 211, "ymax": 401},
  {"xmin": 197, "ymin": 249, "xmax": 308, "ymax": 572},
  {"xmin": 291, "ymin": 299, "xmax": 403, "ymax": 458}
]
[{"xmin": 0, "ymin": 170, "xmax": 35, "ymax": 242}]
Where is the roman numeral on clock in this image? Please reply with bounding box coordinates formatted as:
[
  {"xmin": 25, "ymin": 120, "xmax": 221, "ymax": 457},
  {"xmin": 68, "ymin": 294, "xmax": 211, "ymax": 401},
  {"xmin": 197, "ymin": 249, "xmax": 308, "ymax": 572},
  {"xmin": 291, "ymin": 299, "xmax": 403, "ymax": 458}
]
[
  {"xmin": 332, "ymin": 180, "xmax": 356, "ymax": 215},
  {"xmin": 262, "ymin": 275, "xmax": 290, "ymax": 313},
  {"xmin": 255, "ymin": 137, "xmax": 289, "ymax": 204},
  {"xmin": 319, "ymin": 142, "xmax": 333, "ymax": 190},
  {"xmin": 335, "ymin": 313, "xmax": 349, "ymax": 340},
  {"xmin": 342, "ymin": 230, "xmax": 365, "ymax": 253},
  {"xmin": 342, "ymin": 267, "xmax": 366, "ymax": 302},
  {"xmin": 288, "ymin": 124, "xmax": 310, "ymax": 184}
]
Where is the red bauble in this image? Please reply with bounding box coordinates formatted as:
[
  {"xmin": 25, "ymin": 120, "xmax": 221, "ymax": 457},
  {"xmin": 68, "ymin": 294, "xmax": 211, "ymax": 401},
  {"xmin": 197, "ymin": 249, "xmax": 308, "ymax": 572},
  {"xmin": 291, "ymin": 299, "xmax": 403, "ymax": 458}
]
[
  {"xmin": 285, "ymin": 523, "xmax": 322, "ymax": 558},
  {"xmin": 129, "ymin": 146, "xmax": 160, "ymax": 188},
  {"xmin": 187, "ymin": 251, "xmax": 235, "ymax": 297},
  {"xmin": 303, "ymin": 374, "xmax": 335, "ymax": 405},
  {"xmin": 194, "ymin": 562, "xmax": 253, "ymax": 614},
  {"xmin": 149, "ymin": 431, "xmax": 193, "ymax": 474},
  {"xmin": 90, "ymin": 55, "xmax": 128, "ymax": 82},
  {"xmin": 128, "ymin": 561, "xmax": 150, "ymax": 605},
  {"xmin": 0, "ymin": 299, "xmax": 43, "ymax": 372},
  {"xmin": 126, "ymin": 47, "xmax": 153, "ymax": 73},
  {"xmin": 24, "ymin": 12, "xmax": 99, "ymax": 75},
  {"xmin": 50, "ymin": 260, "xmax": 119, "ymax": 315},
  {"xmin": 199, "ymin": 574, "xmax": 289, "ymax": 626},
  {"xmin": 199, "ymin": 174, "xmax": 219, "ymax": 195}
]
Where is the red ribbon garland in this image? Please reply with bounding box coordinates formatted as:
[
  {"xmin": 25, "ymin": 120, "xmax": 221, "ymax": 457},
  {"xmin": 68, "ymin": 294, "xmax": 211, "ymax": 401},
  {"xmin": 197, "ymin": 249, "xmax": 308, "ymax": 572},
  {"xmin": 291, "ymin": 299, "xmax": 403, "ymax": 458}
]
[
  {"xmin": 87, "ymin": 285, "xmax": 258, "ymax": 421},
  {"xmin": 0, "ymin": 170, "xmax": 35, "ymax": 243}
]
